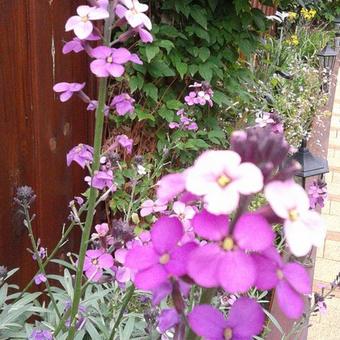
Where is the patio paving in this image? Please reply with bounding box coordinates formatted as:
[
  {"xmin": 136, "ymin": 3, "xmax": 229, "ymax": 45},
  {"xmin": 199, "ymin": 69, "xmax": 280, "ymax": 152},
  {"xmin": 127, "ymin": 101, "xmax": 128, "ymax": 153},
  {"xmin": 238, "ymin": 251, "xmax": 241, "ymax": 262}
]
[{"xmin": 308, "ymin": 71, "xmax": 340, "ymax": 339}]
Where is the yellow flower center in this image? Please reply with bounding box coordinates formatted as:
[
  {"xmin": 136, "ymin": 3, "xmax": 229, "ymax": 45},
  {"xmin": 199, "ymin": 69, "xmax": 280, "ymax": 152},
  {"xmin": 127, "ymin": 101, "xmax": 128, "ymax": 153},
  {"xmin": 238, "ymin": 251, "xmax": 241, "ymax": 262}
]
[
  {"xmin": 159, "ymin": 253, "xmax": 170, "ymax": 265},
  {"xmin": 224, "ymin": 328, "xmax": 233, "ymax": 340},
  {"xmin": 218, "ymin": 175, "xmax": 231, "ymax": 188},
  {"xmin": 277, "ymin": 269, "xmax": 284, "ymax": 280},
  {"xmin": 288, "ymin": 209, "xmax": 299, "ymax": 222},
  {"xmin": 91, "ymin": 258, "xmax": 99, "ymax": 266},
  {"xmin": 222, "ymin": 237, "xmax": 234, "ymax": 251},
  {"xmin": 81, "ymin": 15, "xmax": 89, "ymax": 23}
]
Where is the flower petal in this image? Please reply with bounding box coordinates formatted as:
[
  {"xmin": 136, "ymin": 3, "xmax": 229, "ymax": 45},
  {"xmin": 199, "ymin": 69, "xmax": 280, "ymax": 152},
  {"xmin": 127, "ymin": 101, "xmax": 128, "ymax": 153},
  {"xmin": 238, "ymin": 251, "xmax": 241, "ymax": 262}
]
[
  {"xmin": 91, "ymin": 46, "xmax": 112, "ymax": 58},
  {"xmin": 227, "ymin": 297, "xmax": 265, "ymax": 338},
  {"xmin": 188, "ymin": 304, "xmax": 227, "ymax": 339},
  {"xmin": 74, "ymin": 21, "xmax": 93, "ymax": 40},
  {"xmin": 151, "ymin": 216, "xmax": 183, "ymax": 254},
  {"xmin": 187, "ymin": 244, "xmax": 222, "ymax": 287},
  {"xmin": 165, "ymin": 242, "xmax": 197, "ymax": 276},
  {"xmin": 192, "ymin": 209, "xmax": 228, "ymax": 241},
  {"xmin": 106, "ymin": 63, "xmax": 125, "ymax": 77},
  {"xmin": 98, "ymin": 253, "xmax": 114, "ymax": 269},
  {"xmin": 276, "ymin": 280, "xmax": 304, "ymax": 319},
  {"xmin": 218, "ymin": 251, "xmax": 256, "ymax": 293},
  {"xmin": 233, "ymin": 162, "xmax": 263, "ymax": 195},
  {"xmin": 234, "ymin": 213, "xmax": 274, "ymax": 251},
  {"xmin": 125, "ymin": 245, "xmax": 158, "ymax": 270},
  {"xmin": 90, "ymin": 59, "xmax": 109, "ymax": 77},
  {"xmin": 65, "ymin": 16, "xmax": 82, "ymax": 31},
  {"xmin": 282, "ymin": 263, "xmax": 311, "ymax": 294},
  {"xmin": 134, "ymin": 264, "xmax": 168, "ymax": 290},
  {"xmin": 252, "ymin": 253, "xmax": 279, "ymax": 290}
]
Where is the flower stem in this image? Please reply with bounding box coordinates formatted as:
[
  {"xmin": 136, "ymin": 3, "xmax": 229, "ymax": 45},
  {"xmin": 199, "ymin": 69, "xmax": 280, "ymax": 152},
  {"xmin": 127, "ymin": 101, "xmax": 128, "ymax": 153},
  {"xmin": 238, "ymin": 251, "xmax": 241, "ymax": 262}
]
[
  {"xmin": 108, "ymin": 285, "xmax": 135, "ymax": 340},
  {"xmin": 66, "ymin": 77, "xmax": 108, "ymax": 340},
  {"xmin": 23, "ymin": 206, "xmax": 64, "ymax": 328}
]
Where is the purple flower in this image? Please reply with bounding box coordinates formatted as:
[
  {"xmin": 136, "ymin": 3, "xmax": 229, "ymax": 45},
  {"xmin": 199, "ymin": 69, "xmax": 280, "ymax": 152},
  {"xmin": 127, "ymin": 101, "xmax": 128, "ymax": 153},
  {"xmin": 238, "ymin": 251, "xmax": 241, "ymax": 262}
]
[
  {"xmin": 53, "ymin": 82, "xmax": 85, "ymax": 102},
  {"xmin": 86, "ymin": 100, "xmax": 110, "ymax": 116},
  {"xmin": 125, "ymin": 216, "xmax": 197, "ymax": 290},
  {"xmin": 65, "ymin": 5, "xmax": 109, "ymax": 40},
  {"xmin": 83, "ymin": 249, "xmax": 114, "ymax": 282},
  {"xmin": 116, "ymin": 134, "xmax": 133, "ymax": 154},
  {"xmin": 32, "ymin": 247, "xmax": 47, "ymax": 261},
  {"xmin": 64, "ymin": 301, "xmax": 87, "ymax": 329},
  {"xmin": 184, "ymin": 83, "xmax": 213, "ymax": 107},
  {"xmin": 66, "ymin": 144, "xmax": 93, "ymax": 168},
  {"xmin": 62, "ymin": 33, "xmax": 101, "ymax": 54},
  {"xmin": 253, "ymin": 247, "xmax": 311, "ymax": 319},
  {"xmin": 90, "ymin": 46, "xmax": 132, "ymax": 77},
  {"xmin": 110, "ymin": 93, "xmax": 135, "ymax": 116},
  {"xmin": 308, "ymin": 180, "xmax": 327, "ymax": 209},
  {"xmin": 34, "ymin": 273, "xmax": 47, "ymax": 285},
  {"xmin": 156, "ymin": 172, "xmax": 186, "ymax": 203},
  {"xmin": 169, "ymin": 122, "xmax": 180, "ymax": 129},
  {"xmin": 85, "ymin": 169, "xmax": 114, "ymax": 190},
  {"xmin": 158, "ymin": 308, "xmax": 180, "ymax": 333},
  {"xmin": 187, "ymin": 210, "xmax": 274, "ymax": 293},
  {"xmin": 29, "ymin": 329, "xmax": 53, "ymax": 340},
  {"xmin": 137, "ymin": 26, "xmax": 153, "ymax": 43},
  {"xmin": 140, "ymin": 199, "xmax": 167, "ymax": 217},
  {"xmin": 188, "ymin": 298, "xmax": 265, "ymax": 340}
]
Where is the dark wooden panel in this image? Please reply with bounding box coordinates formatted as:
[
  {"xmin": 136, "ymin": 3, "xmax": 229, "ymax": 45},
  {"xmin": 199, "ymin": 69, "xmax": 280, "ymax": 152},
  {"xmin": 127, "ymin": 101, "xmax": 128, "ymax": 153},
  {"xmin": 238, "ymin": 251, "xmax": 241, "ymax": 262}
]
[{"xmin": 0, "ymin": 0, "xmax": 93, "ymax": 287}]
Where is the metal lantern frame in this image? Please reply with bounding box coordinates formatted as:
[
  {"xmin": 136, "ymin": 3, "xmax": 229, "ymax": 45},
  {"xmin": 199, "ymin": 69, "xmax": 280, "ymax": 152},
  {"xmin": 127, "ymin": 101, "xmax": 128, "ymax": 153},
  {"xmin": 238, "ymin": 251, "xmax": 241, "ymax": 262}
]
[
  {"xmin": 335, "ymin": 32, "xmax": 340, "ymax": 54},
  {"xmin": 290, "ymin": 139, "xmax": 329, "ymax": 189},
  {"xmin": 335, "ymin": 16, "xmax": 340, "ymax": 32},
  {"xmin": 317, "ymin": 44, "xmax": 337, "ymax": 70}
]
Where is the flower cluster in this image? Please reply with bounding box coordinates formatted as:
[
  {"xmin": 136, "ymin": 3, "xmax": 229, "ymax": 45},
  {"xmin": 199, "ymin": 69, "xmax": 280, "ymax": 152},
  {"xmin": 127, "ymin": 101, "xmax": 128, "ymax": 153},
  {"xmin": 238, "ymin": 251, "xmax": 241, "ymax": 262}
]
[
  {"xmin": 301, "ymin": 8, "xmax": 317, "ymax": 21},
  {"xmin": 123, "ymin": 126, "xmax": 325, "ymax": 337},
  {"xmin": 184, "ymin": 82, "xmax": 213, "ymax": 107},
  {"xmin": 169, "ymin": 109, "xmax": 198, "ymax": 131},
  {"xmin": 308, "ymin": 179, "xmax": 327, "ymax": 209}
]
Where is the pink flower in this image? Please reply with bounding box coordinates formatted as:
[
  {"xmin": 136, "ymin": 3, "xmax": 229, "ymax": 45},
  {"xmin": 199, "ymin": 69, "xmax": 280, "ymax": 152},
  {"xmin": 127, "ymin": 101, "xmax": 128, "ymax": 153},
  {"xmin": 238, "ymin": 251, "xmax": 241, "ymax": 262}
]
[
  {"xmin": 115, "ymin": 248, "xmax": 134, "ymax": 283},
  {"xmin": 116, "ymin": 134, "xmax": 133, "ymax": 153},
  {"xmin": 90, "ymin": 46, "xmax": 132, "ymax": 78},
  {"xmin": 158, "ymin": 309, "xmax": 180, "ymax": 334},
  {"xmin": 34, "ymin": 273, "xmax": 47, "ymax": 285},
  {"xmin": 94, "ymin": 223, "xmax": 109, "ymax": 237},
  {"xmin": 67, "ymin": 144, "xmax": 93, "ymax": 168},
  {"xmin": 62, "ymin": 33, "xmax": 101, "ymax": 54},
  {"xmin": 156, "ymin": 172, "xmax": 186, "ymax": 203},
  {"xmin": 86, "ymin": 100, "xmax": 110, "ymax": 116},
  {"xmin": 93, "ymin": 0, "xmax": 109, "ymax": 9},
  {"xmin": 253, "ymin": 247, "xmax": 311, "ymax": 319},
  {"xmin": 110, "ymin": 93, "xmax": 135, "ymax": 116},
  {"xmin": 136, "ymin": 26, "xmax": 153, "ymax": 43},
  {"xmin": 85, "ymin": 169, "xmax": 115, "ymax": 190},
  {"xmin": 140, "ymin": 199, "xmax": 167, "ymax": 217},
  {"xmin": 188, "ymin": 298, "xmax": 264, "ymax": 340},
  {"xmin": 185, "ymin": 150, "xmax": 263, "ymax": 215},
  {"xmin": 83, "ymin": 249, "xmax": 114, "ymax": 282},
  {"xmin": 187, "ymin": 210, "xmax": 274, "ymax": 293},
  {"xmin": 125, "ymin": 216, "xmax": 197, "ymax": 290},
  {"xmin": 65, "ymin": 5, "xmax": 109, "ymax": 40},
  {"xmin": 116, "ymin": 0, "xmax": 152, "ymax": 30},
  {"xmin": 172, "ymin": 201, "xmax": 195, "ymax": 230},
  {"xmin": 265, "ymin": 180, "xmax": 326, "ymax": 257},
  {"xmin": 53, "ymin": 82, "xmax": 85, "ymax": 102}
]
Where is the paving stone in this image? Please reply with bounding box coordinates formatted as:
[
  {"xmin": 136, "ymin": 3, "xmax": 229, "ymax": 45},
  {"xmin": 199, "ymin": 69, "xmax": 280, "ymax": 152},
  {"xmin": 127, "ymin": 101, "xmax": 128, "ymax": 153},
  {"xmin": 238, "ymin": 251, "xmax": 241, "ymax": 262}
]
[
  {"xmin": 324, "ymin": 240, "xmax": 340, "ymax": 261},
  {"xmin": 325, "ymin": 171, "xmax": 333, "ymax": 183},
  {"xmin": 322, "ymin": 200, "xmax": 331, "ymax": 215},
  {"xmin": 316, "ymin": 240, "xmax": 324, "ymax": 258},
  {"xmin": 331, "ymin": 171, "xmax": 340, "ymax": 184},
  {"xmin": 327, "ymin": 183, "xmax": 340, "ymax": 196},
  {"xmin": 323, "ymin": 214, "xmax": 340, "ymax": 233},
  {"xmin": 308, "ymin": 297, "xmax": 340, "ymax": 339},
  {"xmin": 313, "ymin": 258, "xmax": 340, "ymax": 282},
  {"xmin": 330, "ymin": 200, "xmax": 340, "ymax": 216}
]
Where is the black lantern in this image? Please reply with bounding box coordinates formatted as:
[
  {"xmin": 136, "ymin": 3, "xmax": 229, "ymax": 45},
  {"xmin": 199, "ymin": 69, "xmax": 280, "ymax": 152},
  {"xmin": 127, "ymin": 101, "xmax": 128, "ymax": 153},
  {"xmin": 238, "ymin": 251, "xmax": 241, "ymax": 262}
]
[
  {"xmin": 335, "ymin": 32, "xmax": 340, "ymax": 54},
  {"xmin": 317, "ymin": 44, "xmax": 337, "ymax": 70},
  {"xmin": 290, "ymin": 139, "xmax": 329, "ymax": 189},
  {"xmin": 335, "ymin": 16, "xmax": 340, "ymax": 32}
]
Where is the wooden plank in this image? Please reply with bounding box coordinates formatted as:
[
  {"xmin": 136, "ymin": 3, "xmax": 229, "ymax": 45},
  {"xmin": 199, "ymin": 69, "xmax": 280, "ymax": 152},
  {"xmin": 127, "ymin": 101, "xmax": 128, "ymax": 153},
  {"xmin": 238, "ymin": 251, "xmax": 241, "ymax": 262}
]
[{"xmin": 0, "ymin": 0, "xmax": 93, "ymax": 287}]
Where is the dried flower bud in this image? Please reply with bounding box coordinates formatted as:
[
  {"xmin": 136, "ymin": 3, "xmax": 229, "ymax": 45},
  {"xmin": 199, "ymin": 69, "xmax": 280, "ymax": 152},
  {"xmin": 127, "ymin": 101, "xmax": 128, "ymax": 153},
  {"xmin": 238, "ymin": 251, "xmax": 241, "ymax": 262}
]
[
  {"xmin": 0, "ymin": 266, "xmax": 8, "ymax": 280},
  {"xmin": 14, "ymin": 186, "xmax": 36, "ymax": 206}
]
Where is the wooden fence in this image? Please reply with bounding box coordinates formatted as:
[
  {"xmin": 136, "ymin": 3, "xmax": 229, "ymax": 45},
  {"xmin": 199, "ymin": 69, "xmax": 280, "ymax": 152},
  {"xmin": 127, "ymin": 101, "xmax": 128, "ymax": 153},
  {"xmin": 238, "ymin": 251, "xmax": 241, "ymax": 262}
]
[{"xmin": 0, "ymin": 0, "xmax": 94, "ymax": 288}]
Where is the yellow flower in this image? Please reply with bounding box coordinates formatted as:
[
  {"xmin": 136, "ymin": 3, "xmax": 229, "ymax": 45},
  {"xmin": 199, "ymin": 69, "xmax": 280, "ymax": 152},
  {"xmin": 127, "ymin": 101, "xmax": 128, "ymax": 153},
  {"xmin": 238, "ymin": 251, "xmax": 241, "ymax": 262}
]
[
  {"xmin": 301, "ymin": 8, "xmax": 317, "ymax": 21},
  {"xmin": 288, "ymin": 12, "xmax": 298, "ymax": 20},
  {"xmin": 287, "ymin": 34, "xmax": 299, "ymax": 46}
]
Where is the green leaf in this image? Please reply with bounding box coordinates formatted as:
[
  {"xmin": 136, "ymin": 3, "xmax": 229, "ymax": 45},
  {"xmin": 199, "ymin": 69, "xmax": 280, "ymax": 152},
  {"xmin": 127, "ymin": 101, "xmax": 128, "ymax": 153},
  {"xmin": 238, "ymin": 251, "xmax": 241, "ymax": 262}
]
[
  {"xmin": 198, "ymin": 63, "xmax": 213, "ymax": 82},
  {"xmin": 208, "ymin": 0, "xmax": 218, "ymax": 11},
  {"xmin": 143, "ymin": 83, "xmax": 159, "ymax": 102},
  {"xmin": 213, "ymin": 90, "xmax": 231, "ymax": 106},
  {"xmin": 198, "ymin": 47, "xmax": 211, "ymax": 62},
  {"xmin": 189, "ymin": 64, "xmax": 198, "ymax": 76},
  {"xmin": 158, "ymin": 107, "xmax": 175, "ymax": 122},
  {"xmin": 158, "ymin": 40, "xmax": 175, "ymax": 54},
  {"xmin": 193, "ymin": 26, "xmax": 210, "ymax": 42},
  {"xmin": 129, "ymin": 75, "xmax": 144, "ymax": 93},
  {"xmin": 175, "ymin": 62, "xmax": 188, "ymax": 79},
  {"xmin": 148, "ymin": 61, "xmax": 175, "ymax": 78},
  {"xmin": 184, "ymin": 138, "xmax": 210, "ymax": 150},
  {"xmin": 190, "ymin": 5, "xmax": 207, "ymax": 29},
  {"xmin": 145, "ymin": 45, "xmax": 160, "ymax": 63},
  {"xmin": 136, "ymin": 108, "xmax": 155, "ymax": 122},
  {"xmin": 166, "ymin": 99, "xmax": 182, "ymax": 110}
]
